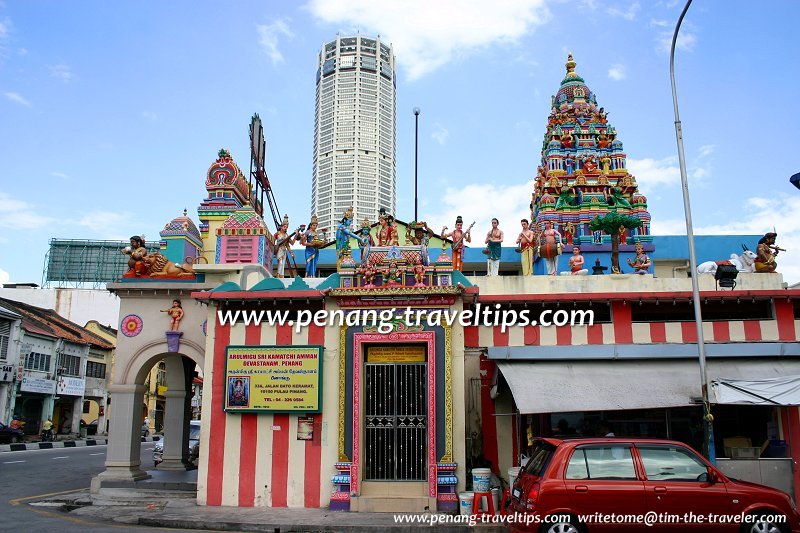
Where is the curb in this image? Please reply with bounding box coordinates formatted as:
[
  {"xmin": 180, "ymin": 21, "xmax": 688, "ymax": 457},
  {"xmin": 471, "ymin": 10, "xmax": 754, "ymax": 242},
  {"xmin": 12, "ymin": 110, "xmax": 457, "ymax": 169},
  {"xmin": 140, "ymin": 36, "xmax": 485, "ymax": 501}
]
[{"xmin": 0, "ymin": 436, "xmax": 160, "ymax": 452}]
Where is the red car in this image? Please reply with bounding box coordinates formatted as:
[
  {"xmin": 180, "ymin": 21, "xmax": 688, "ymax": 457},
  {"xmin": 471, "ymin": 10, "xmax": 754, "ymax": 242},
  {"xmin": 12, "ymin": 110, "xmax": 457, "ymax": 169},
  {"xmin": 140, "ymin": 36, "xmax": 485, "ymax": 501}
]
[{"xmin": 509, "ymin": 438, "xmax": 799, "ymax": 533}]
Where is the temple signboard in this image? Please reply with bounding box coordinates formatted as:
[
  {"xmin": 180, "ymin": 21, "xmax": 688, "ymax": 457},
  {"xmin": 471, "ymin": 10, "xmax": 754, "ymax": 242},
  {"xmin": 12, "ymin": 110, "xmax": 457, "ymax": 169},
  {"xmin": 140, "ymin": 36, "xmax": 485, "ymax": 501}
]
[{"xmin": 224, "ymin": 345, "xmax": 323, "ymax": 413}]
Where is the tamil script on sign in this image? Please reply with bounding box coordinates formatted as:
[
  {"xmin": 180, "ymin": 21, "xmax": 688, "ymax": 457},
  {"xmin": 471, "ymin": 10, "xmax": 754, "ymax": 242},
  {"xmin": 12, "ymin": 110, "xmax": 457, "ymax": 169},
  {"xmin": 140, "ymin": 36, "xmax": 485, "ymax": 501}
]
[{"xmin": 224, "ymin": 345, "xmax": 323, "ymax": 413}]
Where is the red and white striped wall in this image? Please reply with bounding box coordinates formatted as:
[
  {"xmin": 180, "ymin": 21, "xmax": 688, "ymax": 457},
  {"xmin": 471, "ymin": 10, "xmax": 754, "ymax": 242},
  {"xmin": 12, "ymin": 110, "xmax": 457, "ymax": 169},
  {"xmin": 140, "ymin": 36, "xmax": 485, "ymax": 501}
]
[{"xmin": 198, "ymin": 320, "xmax": 338, "ymax": 508}]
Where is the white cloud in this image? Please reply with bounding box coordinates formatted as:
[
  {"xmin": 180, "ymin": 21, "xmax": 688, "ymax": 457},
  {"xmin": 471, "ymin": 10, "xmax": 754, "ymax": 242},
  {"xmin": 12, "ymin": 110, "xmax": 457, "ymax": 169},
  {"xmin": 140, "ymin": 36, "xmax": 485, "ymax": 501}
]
[
  {"xmin": 0, "ymin": 17, "xmax": 9, "ymax": 40},
  {"xmin": 627, "ymin": 156, "xmax": 680, "ymax": 188},
  {"xmin": 0, "ymin": 192, "xmax": 55, "ymax": 229},
  {"xmin": 306, "ymin": 0, "xmax": 551, "ymax": 80},
  {"xmin": 697, "ymin": 144, "xmax": 715, "ymax": 158},
  {"xmin": 607, "ymin": 1, "xmax": 640, "ymax": 20},
  {"xmin": 656, "ymin": 28, "xmax": 697, "ymax": 55},
  {"xmin": 431, "ymin": 123, "xmax": 449, "ymax": 146},
  {"xmin": 256, "ymin": 19, "xmax": 295, "ymax": 65},
  {"xmin": 50, "ymin": 171, "xmax": 69, "ymax": 180},
  {"xmin": 4, "ymin": 91, "xmax": 31, "ymax": 107},
  {"xmin": 649, "ymin": 18, "xmax": 670, "ymax": 28},
  {"xmin": 0, "ymin": 267, "xmax": 9, "ymax": 286},
  {"xmin": 655, "ymin": 196, "xmax": 800, "ymax": 284},
  {"xmin": 71, "ymin": 211, "xmax": 131, "ymax": 234},
  {"xmin": 49, "ymin": 64, "xmax": 73, "ymax": 83},
  {"xmin": 422, "ymin": 180, "xmax": 534, "ymax": 245},
  {"xmin": 608, "ymin": 63, "xmax": 626, "ymax": 81},
  {"xmin": 141, "ymin": 111, "xmax": 158, "ymax": 122}
]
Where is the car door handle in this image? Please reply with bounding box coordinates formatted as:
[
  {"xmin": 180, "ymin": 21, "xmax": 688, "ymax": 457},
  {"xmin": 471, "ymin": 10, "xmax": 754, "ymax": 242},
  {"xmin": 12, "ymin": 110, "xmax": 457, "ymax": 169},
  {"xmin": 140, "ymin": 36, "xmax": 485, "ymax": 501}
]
[
  {"xmin": 575, "ymin": 485, "xmax": 588, "ymax": 493},
  {"xmin": 654, "ymin": 486, "xmax": 667, "ymax": 494}
]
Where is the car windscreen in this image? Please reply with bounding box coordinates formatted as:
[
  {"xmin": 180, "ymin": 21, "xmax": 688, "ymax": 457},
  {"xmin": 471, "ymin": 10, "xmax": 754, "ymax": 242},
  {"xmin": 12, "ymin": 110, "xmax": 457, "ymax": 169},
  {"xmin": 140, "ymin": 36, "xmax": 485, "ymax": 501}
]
[
  {"xmin": 189, "ymin": 424, "xmax": 201, "ymax": 440},
  {"xmin": 523, "ymin": 441, "xmax": 556, "ymax": 476}
]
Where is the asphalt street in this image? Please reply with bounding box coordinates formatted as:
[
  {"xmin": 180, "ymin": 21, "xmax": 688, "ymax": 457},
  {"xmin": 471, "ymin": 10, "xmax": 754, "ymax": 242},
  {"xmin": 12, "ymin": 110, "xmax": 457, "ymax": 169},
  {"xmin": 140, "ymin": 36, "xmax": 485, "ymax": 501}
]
[{"xmin": 0, "ymin": 441, "xmax": 200, "ymax": 532}]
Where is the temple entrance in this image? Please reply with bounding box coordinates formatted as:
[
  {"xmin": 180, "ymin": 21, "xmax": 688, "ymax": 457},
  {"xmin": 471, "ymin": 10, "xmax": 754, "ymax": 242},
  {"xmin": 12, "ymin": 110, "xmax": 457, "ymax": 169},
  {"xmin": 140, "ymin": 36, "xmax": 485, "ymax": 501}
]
[{"xmin": 364, "ymin": 359, "xmax": 427, "ymax": 481}]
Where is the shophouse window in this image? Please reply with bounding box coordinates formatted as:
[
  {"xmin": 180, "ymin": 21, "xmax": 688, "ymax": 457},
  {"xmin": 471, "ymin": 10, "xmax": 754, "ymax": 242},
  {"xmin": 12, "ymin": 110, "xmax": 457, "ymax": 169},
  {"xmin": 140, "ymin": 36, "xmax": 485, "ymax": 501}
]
[
  {"xmin": 24, "ymin": 352, "xmax": 51, "ymax": 371},
  {"xmin": 58, "ymin": 353, "xmax": 81, "ymax": 376},
  {"xmin": 0, "ymin": 320, "xmax": 9, "ymax": 360},
  {"xmin": 86, "ymin": 361, "xmax": 106, "ymax": 379}
]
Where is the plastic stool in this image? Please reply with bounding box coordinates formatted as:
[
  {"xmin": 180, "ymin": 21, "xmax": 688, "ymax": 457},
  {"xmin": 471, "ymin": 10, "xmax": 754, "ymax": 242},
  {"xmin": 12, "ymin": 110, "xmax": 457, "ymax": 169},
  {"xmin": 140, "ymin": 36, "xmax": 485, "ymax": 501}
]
[
  {"xmin": 472, "ymin": 491, "xmax": 495, "ymax": 516},
  {"xmin": 500, "ymin": 488, "xmax": 510, "ymax": 514}
]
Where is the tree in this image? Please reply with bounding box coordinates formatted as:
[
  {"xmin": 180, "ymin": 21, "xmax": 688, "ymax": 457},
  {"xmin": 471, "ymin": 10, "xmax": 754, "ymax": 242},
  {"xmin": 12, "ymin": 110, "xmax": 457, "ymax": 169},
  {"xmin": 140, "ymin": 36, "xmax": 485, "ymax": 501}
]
[{"xmin": 589, "ymin": 212, "xmax": 643, "ymax": 273}]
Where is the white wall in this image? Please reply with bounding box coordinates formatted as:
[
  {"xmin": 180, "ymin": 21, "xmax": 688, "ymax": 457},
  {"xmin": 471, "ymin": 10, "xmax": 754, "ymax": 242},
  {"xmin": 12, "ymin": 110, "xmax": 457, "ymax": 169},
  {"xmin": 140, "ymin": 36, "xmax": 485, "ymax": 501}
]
[{"xmin": 0, "ymin": 288, "xmax": 120, "ymax": 328}]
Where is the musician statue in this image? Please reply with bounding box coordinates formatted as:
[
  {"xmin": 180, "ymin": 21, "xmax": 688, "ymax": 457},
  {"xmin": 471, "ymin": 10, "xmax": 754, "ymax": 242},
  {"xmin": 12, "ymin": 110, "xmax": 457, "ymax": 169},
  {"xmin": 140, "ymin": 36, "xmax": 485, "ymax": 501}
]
[
  {"xmin": 441, "ymin": 216, "xmax": 473, "ymax": 272},
  {"xmin": 627, "ymin": 241, "xmax": 651, "ymax": 275},
  {"xmin": 298, "ymin": 215, "xmax": 323, "ymax": 278},
  {"xmin": 516, "ymin": 219, "xmax": 536, "ymax": 276},
  {"xmin": 273, "ymin": 214, "xmax": 296, "ymax": 278},
  {"xmin": 755, "ymin": 232, "xmax": 781, "ymax": 273},
  {"xmin": 538, "ymin": 220, "xmax": 563, "ymax": 276}
]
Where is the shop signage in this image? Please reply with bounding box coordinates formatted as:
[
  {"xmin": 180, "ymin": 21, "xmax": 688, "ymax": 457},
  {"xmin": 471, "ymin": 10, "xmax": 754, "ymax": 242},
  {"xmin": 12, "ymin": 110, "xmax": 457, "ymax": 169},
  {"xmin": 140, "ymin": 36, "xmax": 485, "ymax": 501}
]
[
  {"xmin": 224, "ymin": 345, "xmax": 323, "ymax": 413},
  {"xmin": 367, "ymin": 345, "xmax": 426, "ymax": 363},
  {"xmin": 57, "ymin": 377, "xmax": 86, "ymax": 396},
  {"xmin": 1, "ymin": 365, "xmax": 14, "ymax": 382},
  {"xmin": 20, "ymin": 376, "xmax": 56, "ymax": 394}
]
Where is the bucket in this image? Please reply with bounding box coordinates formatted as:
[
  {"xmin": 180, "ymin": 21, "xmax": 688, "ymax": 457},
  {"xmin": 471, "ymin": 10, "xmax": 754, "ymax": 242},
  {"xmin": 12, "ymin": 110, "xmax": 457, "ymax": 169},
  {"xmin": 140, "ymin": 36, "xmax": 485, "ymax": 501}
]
[
  {"xmin": 459, "ymin": 492, "xmax": 474, "ymax": 515},
  {"xmin": 472, "ymin": 467, "xmax": 492, "ymax": 492},
  {"xmin": 491, "ymin": 487, "xmax": 500, "ymax": 513},
  {"xmin": 508, "ymin": 466, "xmax": 522, "ymax": 488}
]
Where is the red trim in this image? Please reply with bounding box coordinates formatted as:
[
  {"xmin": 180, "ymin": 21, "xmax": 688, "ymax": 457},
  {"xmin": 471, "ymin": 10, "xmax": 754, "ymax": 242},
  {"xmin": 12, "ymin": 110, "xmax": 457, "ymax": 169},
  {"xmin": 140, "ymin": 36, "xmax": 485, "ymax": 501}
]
[
  {"xmin": 304, "ymin": 324, "xmax": 324, "ymax": 508},
  {"xmin": 192, "ymin": 289, "xmax": 325, "ymax": 301},
  {"xmin": 480, "ymin": 355, "xmax": 499, "ymax": 474},
  {"xmin": 775, "ymin": 301, "xmax": 797, "ymax": 341},
  {"xmin": 712, "ymin": 321, "xmax": 730, "ymax": 343},
  {"xmin": 206, "ymin": 321, "xmax": 230, "ymax": 506},
  {"xmin": 238, "ymin": 324, "xmax": 261, "ymax": 506},
  {"xmin": 586, "ymin": 324, "xmax": 603, "ymax": 344},
  {"xmin": 524, "ymin": 325, "xmax": 539, "ymax": 345},
  {"xmin": 271, "ymin": 323, "xmax": 293, "ymax": 507},
  {"xmin": 493, "ymin": 325, "xmax": 509, "ymax": 347},
  {"xmin": 650, "ymin": 322, "xmax": 666, "ymax": 343},
  {"xmin": 611, "ymin": 302, "xmax": 632, "ymax": 344},
  {"xmin": 743, "ymin": 321, "xmax": 762, "ymax": 341},
  {"xmin": 464, "ymin": 325, "xmax": 479, "ymax": 347},
  {"xmin": 681, "ymin": 322, "xmax": 698, "ymax": 343},
  {"xmin": 476, "ymin": 289, "xmax": 799, "ymax": 303},
  {"xmin": 555, "ymin": 326, "xmax": 572, "ymax": 346}
]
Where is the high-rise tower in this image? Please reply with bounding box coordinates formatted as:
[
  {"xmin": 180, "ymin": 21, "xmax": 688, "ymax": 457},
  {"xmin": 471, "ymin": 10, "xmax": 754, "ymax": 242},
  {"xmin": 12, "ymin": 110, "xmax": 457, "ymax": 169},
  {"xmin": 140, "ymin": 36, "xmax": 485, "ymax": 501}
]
[{"xmin": 312, "ymin": 35, "xmax": 396, "ymax": 237}]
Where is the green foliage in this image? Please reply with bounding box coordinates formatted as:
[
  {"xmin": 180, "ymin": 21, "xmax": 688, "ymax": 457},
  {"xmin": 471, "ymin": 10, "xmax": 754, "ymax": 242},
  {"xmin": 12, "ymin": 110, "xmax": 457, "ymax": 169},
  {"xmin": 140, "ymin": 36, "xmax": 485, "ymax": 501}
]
[{"xmin": 588, "ymin": 212, "xmax": 642, "ymax": 234}]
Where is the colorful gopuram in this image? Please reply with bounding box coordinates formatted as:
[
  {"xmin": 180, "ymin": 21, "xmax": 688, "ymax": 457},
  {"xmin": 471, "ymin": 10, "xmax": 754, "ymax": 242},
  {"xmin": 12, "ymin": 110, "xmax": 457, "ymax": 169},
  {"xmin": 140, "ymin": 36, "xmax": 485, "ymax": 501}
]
[{"xmin": 532, "ymin": 54, "xmax": 652, "ymax": 249}]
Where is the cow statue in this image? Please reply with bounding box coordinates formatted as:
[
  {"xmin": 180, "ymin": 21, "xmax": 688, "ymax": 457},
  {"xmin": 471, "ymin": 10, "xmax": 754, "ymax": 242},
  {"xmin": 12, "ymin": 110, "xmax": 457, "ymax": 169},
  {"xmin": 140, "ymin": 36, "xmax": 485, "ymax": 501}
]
[{"xmin": 697, "ymin": 246, "xmax": 757, "ymax": 275}]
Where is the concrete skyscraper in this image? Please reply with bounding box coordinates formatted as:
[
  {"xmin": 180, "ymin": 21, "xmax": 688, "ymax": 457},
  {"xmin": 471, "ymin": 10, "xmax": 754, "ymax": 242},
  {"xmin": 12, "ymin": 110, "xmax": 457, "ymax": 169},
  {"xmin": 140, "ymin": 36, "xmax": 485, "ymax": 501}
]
[{"xmin": 312, "ymin": 35, "xmax": 396, "ymax": 237}]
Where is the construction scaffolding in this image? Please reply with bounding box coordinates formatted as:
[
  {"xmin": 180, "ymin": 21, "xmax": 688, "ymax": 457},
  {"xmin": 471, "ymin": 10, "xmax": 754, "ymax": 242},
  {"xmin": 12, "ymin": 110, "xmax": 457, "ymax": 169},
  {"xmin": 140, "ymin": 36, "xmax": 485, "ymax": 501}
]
[{"xmin": 43, "ymin": 238, "xmax": 161, "ymax": 288}]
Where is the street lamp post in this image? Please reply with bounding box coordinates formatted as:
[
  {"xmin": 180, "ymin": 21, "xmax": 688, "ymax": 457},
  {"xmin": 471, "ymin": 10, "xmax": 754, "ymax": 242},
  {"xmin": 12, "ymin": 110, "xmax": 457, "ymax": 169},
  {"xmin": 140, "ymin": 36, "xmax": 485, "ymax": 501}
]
[
  {"xmin": 670, "ymin": 0, "xmax": 715, "ymax": 463},
  {"xmin": 414, "ymin": 107, "xmax": 420, "ymax": 222}
]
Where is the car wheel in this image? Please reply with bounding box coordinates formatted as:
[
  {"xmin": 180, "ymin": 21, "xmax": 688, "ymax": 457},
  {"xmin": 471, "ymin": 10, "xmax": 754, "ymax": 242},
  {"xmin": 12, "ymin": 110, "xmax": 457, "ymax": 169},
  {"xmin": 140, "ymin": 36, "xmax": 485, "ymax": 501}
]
[
  {"xmin": 542, "ymin": 517, "xmax": 582, "ymax": 533},
  {"xmin": 742, "ymin": 514, "xmax": 787, "ymax": 533}
]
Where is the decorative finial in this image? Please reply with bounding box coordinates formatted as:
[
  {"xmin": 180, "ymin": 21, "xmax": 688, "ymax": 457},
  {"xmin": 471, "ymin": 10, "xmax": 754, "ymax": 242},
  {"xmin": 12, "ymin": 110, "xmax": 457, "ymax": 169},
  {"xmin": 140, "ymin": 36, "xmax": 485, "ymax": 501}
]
[
  {"xmin": 183, "ymin": 208, "xmax": 187, "ymax": 217},
  {"xmin": 218, "ymin": 148, "xmax": 231, "ymax": 159},
  {"xmin": 565, "ymin": 53, "xmax": 577, "ymax": 78},
  {"xmin": 282, "ymin": 214, "xmax": 289, "ymax": 227}
]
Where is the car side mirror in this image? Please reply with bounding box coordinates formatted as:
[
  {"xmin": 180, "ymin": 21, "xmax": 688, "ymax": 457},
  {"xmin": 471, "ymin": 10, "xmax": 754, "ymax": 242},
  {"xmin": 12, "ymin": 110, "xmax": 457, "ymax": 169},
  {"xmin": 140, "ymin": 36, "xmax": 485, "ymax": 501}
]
[{"xmin": 704, "ymin": 466, "xmax": 718, "ymax": 483}]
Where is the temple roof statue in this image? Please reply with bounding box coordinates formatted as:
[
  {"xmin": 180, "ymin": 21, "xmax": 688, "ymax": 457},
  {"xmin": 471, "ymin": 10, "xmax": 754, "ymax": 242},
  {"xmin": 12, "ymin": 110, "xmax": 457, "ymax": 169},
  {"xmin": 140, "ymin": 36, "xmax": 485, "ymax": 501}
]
[{"xmin": 532, "ymin": 54, "xmax": 652, "ymax": 246}]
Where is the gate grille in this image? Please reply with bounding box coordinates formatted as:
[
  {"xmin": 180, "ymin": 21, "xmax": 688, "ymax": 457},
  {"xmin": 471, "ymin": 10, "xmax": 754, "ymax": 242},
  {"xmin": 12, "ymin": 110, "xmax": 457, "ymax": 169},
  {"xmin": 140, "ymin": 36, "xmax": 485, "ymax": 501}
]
[{"xmin": 364, "ymin": 362, "xmax": 426, "ymax": 481}]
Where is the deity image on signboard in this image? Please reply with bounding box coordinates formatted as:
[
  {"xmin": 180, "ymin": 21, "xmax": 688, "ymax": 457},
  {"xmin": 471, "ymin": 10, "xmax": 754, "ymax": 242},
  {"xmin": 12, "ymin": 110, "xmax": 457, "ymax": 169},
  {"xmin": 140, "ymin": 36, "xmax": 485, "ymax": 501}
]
[{"xmin": 227, "ymin": 376, "xmax": 250, "ymax": 408}]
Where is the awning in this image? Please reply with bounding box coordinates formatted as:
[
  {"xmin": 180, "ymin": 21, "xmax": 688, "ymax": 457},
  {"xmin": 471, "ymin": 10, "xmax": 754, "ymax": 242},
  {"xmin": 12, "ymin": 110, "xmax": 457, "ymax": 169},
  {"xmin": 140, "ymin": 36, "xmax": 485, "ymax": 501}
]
[
  {"xmin": 497, "ymin": 359, "xmax": 800, "ymax": 414},
  {"xmin": 712, "ymin": 376, "xmax": 800, "ymax": 406}
]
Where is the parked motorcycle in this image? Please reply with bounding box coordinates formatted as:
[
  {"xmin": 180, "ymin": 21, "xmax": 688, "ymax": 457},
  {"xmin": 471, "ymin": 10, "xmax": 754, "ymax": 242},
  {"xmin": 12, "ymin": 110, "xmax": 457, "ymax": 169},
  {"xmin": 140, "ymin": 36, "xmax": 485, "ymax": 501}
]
[{"xmin": 41, "ymin": 428, "xmax": 55, "ymax": 442}]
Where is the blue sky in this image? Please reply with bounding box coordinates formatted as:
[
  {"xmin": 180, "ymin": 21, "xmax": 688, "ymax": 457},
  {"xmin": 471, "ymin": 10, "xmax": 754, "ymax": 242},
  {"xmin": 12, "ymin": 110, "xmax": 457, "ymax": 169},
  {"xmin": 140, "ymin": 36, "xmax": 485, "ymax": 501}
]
[{"xmin": 2, "ymin": 0, "xmax": 799, "ymax": 285}]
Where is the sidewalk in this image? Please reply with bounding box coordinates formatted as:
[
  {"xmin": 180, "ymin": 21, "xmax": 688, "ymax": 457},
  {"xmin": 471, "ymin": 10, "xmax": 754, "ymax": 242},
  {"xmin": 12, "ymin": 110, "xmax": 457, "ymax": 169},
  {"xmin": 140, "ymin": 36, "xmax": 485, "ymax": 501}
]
[
  {"xmin": 0, "ymin": 435, "xmax": 160, "ymax": 452},
  {"xmin": 35, "ymin": 491, "xmax": 508, "ymax": 532}
]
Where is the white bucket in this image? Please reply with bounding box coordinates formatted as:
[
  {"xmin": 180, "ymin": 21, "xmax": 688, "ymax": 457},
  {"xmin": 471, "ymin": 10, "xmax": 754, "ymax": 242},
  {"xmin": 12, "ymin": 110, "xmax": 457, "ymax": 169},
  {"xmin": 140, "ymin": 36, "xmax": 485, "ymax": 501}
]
[
  {"xmin": 459, "ymin": 492, "xmax": 474, "ymax": 515},
  {"xmin": 472, "ymin": 467, "xmax": 492, "ymax": 492},
  {"xmin": 491, "ymin": 487, "xmax": 500, "ymax": 513},
  {"xmin": 508, "ymin": 466, "xmax": 522, "ymax": 488}
]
